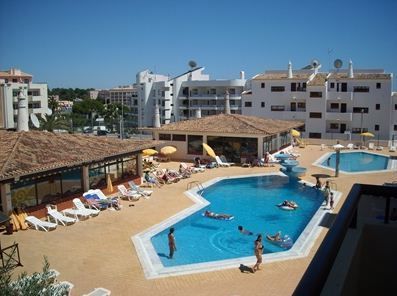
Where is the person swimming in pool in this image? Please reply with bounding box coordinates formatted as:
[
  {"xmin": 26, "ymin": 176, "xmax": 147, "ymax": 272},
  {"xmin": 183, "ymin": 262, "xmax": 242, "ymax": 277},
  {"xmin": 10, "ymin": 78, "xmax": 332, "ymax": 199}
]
[
  {"xmin": 204, "ymin": 210, "xmax": 233, "ymax": 220},
  {"xmin": 238, "ymin": 225, "xmax": 253, "ymax": 235}
]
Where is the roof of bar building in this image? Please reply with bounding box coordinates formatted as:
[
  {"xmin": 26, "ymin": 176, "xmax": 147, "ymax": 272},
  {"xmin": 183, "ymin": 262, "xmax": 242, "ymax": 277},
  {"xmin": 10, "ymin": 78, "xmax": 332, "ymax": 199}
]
[
  {"xmin": 0, "ymin": 130, "xmax": 161, "ymax": 181},
  {"xmin": 152, "ymin": 114, "xmax": 303, "ymax": 135},
  {"xmin": 252, "ymin": 72, "xmax": 312, "ymax": 80},
  {"xmin": 327, "ymin": 72, "xmax": 391, "ymax": 80}
]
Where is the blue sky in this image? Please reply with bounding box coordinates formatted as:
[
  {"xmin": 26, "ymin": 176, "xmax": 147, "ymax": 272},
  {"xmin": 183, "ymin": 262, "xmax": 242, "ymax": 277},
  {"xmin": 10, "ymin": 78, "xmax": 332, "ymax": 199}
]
[{"xmin": 1, "ymin": 0, "xmax": 396, "ymax": 89}]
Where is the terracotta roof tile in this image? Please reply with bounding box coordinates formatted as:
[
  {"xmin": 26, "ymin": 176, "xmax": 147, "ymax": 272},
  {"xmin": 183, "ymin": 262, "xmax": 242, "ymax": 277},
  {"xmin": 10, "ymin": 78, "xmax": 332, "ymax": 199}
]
[
  {"xmin": 307, "ymin": 73, "xmax": 328, "ymax": 86},
  {"xmin": 153, "ymin": 114, "xmax": 303, "ymax": 135},
  {"xmin": 253, "ymin": 73, "xmax": 312, "ymax": 80},
  {"xmin": 328, "ymin": 73, "xmax": 391, "ymax": 80},
  {"xmin": 0, "ymin": 130, "xmax": 161, "ymax": 181}
]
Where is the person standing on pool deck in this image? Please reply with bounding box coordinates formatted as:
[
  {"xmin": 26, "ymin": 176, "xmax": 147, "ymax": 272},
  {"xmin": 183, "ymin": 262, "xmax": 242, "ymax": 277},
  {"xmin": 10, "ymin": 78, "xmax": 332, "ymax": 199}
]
[
  {"xmin": 323, "ymin": 180, "xmax": 331, "ymax": 207},
  {"xmin": 252, "ymin": 234, "xmax": 263, "ymax": 272},
  {"xmin": 168, "ymin": 227, "xmax": 176, "ymax": 259}
]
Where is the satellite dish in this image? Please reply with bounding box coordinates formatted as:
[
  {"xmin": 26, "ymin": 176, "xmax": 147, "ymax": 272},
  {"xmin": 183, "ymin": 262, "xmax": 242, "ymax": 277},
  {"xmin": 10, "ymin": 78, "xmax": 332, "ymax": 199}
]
[
  {"xmin": 188, "ymin": 60, "xmax": 197, "ymax": 69},
  {"xmin": 46, "ymin": 108, "xmax": 53, "ymax": 115},
  {"xmin": 311, "ymin": 59, "xmax": 320, "ymax": 68},
  {"xmin": 334, "ymin": 59, "xmax": 343, "ymax": 69},
  {"xmin": 30, "ymin": 113, "xmax": 40, "ymax": 128}
]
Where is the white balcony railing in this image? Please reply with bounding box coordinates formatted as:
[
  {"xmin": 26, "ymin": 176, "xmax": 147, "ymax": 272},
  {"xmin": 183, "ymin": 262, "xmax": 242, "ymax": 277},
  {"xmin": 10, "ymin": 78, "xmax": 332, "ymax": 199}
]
[
  {"xmin": 325, "ymin": 112, "xmax": 353, "ymax": 121},
  {"xmin": 327, "ymin": 91, "xmax": 353, "ymax": 101}
]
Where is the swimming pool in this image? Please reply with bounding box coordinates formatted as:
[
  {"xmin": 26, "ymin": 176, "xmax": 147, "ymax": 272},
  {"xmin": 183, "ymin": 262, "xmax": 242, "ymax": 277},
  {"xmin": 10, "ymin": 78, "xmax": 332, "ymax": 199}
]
[
  {"xmin": 133, "ymin": 172, "xmax": 340, "ymax": 278},
  {"xmin": 314, "ymin": 151, "xmax": 394, "ymax": 174}
]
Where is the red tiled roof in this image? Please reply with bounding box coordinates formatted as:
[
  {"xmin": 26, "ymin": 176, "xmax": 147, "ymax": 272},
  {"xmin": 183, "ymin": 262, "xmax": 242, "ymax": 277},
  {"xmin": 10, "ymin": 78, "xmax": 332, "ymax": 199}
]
[
  {"xmin": 152, "ymin": 114, "xmax": 303, "ymax": 135},
  {"xmin": 0, "ymin": 130, "xmax": 161, "ymax": 181}
]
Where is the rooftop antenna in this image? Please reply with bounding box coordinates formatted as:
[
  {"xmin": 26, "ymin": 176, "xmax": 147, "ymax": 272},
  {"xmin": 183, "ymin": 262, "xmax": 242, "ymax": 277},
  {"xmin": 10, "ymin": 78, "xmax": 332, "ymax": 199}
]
[{"xmin": 188, "ymin": 60, "xmax": 197, "ymax": 81}]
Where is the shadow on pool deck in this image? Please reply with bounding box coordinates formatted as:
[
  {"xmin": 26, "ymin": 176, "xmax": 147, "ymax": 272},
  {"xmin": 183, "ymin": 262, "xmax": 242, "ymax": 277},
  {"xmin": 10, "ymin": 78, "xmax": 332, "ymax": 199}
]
[{"xmin": 319, "ymin": 212, "xmax": 338, "ymax": 228}]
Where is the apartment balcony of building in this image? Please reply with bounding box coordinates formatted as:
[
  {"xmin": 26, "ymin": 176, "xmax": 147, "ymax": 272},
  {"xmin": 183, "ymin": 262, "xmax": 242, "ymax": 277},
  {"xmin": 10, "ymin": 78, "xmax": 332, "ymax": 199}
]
[
  {"xmin": 325, "ymin": 111, "xmax": 353, "ymax": 121},
  {"xmin": 327, "ymin": 91, "xmax": 353, "ymax": 101},
  {"xmin": 189, "ymin": 104, "xmax": 240, "ymax": 110},
  {"xmin": 282, "ymin": 111, "xmax": 306, "ymax": 120},
  {"xmin": 183, "ymin": 94, "xmax": 242, "ymax": 100}
]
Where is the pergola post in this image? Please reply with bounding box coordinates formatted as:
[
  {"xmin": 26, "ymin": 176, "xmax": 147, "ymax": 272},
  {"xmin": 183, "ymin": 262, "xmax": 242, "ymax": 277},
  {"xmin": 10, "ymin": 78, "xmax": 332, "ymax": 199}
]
[
  {"xmin": 82, "ymin": 165, "xmax": 90, "ymax": 192},
  {"xmin": 1, "ymin": 183, "xmax": 12, "ymax": 214},
  {"xmin": 137, "ymin": 153, "xmax": 143, "ymax": 177}
]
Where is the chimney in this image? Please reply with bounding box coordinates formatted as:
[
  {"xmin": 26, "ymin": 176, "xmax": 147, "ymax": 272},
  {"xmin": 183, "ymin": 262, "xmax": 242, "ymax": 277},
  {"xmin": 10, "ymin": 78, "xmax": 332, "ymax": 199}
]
[
  {"xmin": 153, "ymin": 104, "xmax": 161, "ymax": 128},
  {"xmin": 224, "ymin": 90, "xmax": 231, "ymax": 115},
  {"xmin": 288, "ymin": 61, "xmax": 293, "ymax": 78},
  {"xmin": 240, "ymin": 71, "xmax": 245, "ymax": 80},
  {"xmin": 348, "ymin": 59, "xmax": 354, "ymax": 78},
  {"xmin": 195, "ymin": 108, "xmax": 202, "ymax": 119},
  {"xmin": 17, "ymin": 89, "xmax": 29, "ymax": 131}
]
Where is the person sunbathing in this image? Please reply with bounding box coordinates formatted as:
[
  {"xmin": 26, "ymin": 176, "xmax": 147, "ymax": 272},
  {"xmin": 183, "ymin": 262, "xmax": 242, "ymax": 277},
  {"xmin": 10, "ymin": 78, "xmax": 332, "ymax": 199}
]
[
  {"xmin": 282, "ymin": 200, "xmax": 298, "ymax": 208},
  {"xmin": 204, "ymin": 210, "xmax": 233, "ymax": 220}
]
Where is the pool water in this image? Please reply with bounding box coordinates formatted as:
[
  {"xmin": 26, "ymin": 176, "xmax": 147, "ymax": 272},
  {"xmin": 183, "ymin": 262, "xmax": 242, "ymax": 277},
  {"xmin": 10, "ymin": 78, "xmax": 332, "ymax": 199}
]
[
  {"xmin": 321, "ymin": 151, "xmax": 389, "ymax": 172},
  {"xmin": 151, "ymin": 175, "xmax": 324, "ymax": 267}
]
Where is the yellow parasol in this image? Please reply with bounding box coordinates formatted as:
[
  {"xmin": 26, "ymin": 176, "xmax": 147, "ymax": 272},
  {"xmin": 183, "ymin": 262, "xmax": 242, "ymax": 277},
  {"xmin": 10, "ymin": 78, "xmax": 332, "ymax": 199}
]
[
  {"xmin": 106, "ymin": 174, "xmax": 113, "ymax": 193},
  {"xmin": 202, "ymin": 143, "xmax": 216, "ymax": 158},
  {"xmin": 142, "ymin": 148, "xmax": 158, "ymax": 156},
  {"xmin": 360, "ymin": 132, "xmax": 374, "ymax": 138},
  {"xmin": 160, "ymin": 146, "xmax": 177, "ymax": 155},
  {"xmin": 360, "ymin": 132, "xmax": 374, "ymax": 147},
  {"xmin": 290, "ymin": 129, "xmax": 300, "ymax": 137}
]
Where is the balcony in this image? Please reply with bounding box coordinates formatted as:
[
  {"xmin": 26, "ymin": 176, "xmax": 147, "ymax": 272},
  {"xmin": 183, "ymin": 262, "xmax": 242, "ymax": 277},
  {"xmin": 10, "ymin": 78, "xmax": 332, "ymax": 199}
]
[
  {"xmin": 180, "ymin": 95, "xmax": 242, "ymax": 100},
  {"xmin": 282, "ymin": 111, "xmax": 306, "ymax": 120},
  {"xmin": 325, "ymin": 112, "xmax": 353, "ymax": 121},
  {"xmin": 327, "ymin": 91, "xmax": 353, "ymax": 101}
]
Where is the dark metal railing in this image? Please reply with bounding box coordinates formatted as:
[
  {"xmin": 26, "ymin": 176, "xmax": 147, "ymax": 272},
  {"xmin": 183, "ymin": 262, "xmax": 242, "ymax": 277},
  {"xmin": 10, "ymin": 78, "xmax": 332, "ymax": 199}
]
[
  {"xmin": 0, "ymin": 242, "xmax": 23, "ymax": 269},
  {"xmin": 293, "ymin": 184, "xmax": 396, "ymax": 296}
]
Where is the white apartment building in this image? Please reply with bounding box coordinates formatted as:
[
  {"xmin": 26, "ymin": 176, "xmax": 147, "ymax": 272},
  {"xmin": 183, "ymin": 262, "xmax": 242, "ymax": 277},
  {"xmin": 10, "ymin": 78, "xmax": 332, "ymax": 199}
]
[
  {"xmin": 242, "ymin": 61, "xmax": 395, "ymax": 141},
  {"xmin": 0, "ymin": 69, "xmax": 49, "ymax": 129},
  {"xmin": 135, "ymin": 67, "xmax": 246, "ymax": 127}
]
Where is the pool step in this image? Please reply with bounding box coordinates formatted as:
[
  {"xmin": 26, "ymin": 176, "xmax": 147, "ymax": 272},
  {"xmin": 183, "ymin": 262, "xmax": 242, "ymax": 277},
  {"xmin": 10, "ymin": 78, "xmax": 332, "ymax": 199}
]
[{"xmin": 387, "ymin": 159, "xmax": 397, "ymax": 170}]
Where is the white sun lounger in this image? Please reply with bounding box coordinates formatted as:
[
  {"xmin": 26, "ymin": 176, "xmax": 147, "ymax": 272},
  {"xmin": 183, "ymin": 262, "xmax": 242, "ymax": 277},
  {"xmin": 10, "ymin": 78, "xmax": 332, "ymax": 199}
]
[
  {"xmin": 117, "ymin": 185, "xmax": 141, "ymax": 201},
  {"xmin": 25, "ymin": 216, "xmax": 57, "ymax": 232},
  {"xmin": 83, "ymin": 287, "xmax": 111, "ymax": 296},
  {"xmin": 215, "ymin": 155, "xmax": 231, "ymax": 167},
  {"xmin": 128, "ymin": 181, "xmax": 152, "ymax": 199},
  {"xmin": 46, "ymin": 206, "xmax": 76, "ymax": 226},
  {"xmin": 73, "ymin": 198, "xmax": 100, "ymax": 217}
]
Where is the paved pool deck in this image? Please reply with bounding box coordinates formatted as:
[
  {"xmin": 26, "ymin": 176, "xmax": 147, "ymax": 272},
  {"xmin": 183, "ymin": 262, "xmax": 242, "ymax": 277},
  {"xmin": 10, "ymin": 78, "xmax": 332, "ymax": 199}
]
[{"xmin": 2, "ymin": 145, "xmax": 396, "ymax": 295}]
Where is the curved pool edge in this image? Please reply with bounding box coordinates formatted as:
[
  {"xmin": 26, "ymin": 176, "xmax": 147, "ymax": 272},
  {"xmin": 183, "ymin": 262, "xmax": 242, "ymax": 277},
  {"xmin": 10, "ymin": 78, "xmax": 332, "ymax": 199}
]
[
  {"xmin": 313, "ymin": 151, "xmax": 395, "ymax": 175},
  {"xmin": 132, "ymin": 172, "xmax": 342, "ymax": 279}
]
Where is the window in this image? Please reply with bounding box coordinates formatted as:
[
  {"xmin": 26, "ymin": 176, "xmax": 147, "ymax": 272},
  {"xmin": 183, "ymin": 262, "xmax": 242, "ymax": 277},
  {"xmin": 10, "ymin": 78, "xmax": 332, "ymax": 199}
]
[
  {"xmin": 330, "ymin": 82, "xmax": 335, "ymax": 88},
  {"xmin": 271, "ymin": 105, "xmax": 285, "ymax": 111},
  {"xmin": 244, "ymin": 101, "xmax": 252, "ymax": 107},
  {"xmin": 375, "ymin": 125, "xmax": 379, "ymax": 131},
  {"xmin": 172, "ymin": 134, "xmax": 186, "ymax": 141},
  {"xmin": 395, "ymin": 104, "xmax": 397, "ymax": 110},
  {"xmin": 229, "ymin": 88, "xmax": 236, "ymax": 95},
  {"xmin": 209, "ymin": 88, "xmax": 216, "ymax": 95},
  {"xmin": 375, "ymin": 104, "xmax": 380, "ymax": 110},
  {"xmin": 261, "ymin": 83, "xmax": 265, "ymax": 88},
  {"xmin": 330, "ymin": 123, "xmax": 339, "ymax": 129},
  {"xmin": 159, "ymin": 134, "xmax": 171, "ymax": 140},
  {"xmin": 297, "ymin": 102, "xmax": 306, "ymax": 109},
  {"xmin": 291, "ymin": 83, "xmax": 296, "ymax": 92},
  {"xmin": 376, "ymin": 83, "xmax": 381, "ymax": 89},
  {"xmin": 261, "ymin": 102, "xmax": 265, "ymax": 108},
  {"xmin": 353, "ymin": 86, "xmax": 370, "ymax": 93},
  {"xmin": 330, "ymin": 103, "xmax": 339, "ymax": 109},
  {"xmin": 352, "ymin": 107, "xmax": 369, "ymax": 113},
  {"xmin": 187, "ymin": 135, "xmax": 203, "ymax": 155},
  {"xmin": 352, "ymin": 128, "xmax": 368, "ymax": 134},
  {"xmin": 271, "ymin": 86, "xmax": 285, "ymax": 92},
  {"xmin": 310, "ymin": 92, "xmax": 322, "ymax": 98},
  {"xmin": 341, "ymin": 83, "xmax": 347, "ymax": 92},
  {"xmin": 309, "ymin": 112, "xmax": 322, "ymax": 118},
  {"xmin": 309, "ymin": 133, "xmax": 322, "ymax": 139},
  {"xmin": 394, "ymin": 125, "xmax": 397, "ymax": 131}
]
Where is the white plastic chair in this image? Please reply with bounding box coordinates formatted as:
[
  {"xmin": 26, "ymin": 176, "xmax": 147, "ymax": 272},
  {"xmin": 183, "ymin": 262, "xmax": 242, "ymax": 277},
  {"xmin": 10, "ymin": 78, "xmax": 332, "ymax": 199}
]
[
  {"xmin": 368, "ymin": 142, "xmax": 375, "ymax": 150},
  {"xmin": 347, "ymin": 143, "xmax": 354, "ymax": 150},
  {"xmin": 25, "ymin": 216, "xmax": 57, "ymax": 232}
]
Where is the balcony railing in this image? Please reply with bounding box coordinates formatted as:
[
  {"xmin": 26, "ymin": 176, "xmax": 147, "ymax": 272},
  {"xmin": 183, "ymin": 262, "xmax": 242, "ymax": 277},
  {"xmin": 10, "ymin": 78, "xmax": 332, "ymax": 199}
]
[
  {"xmin": 325, "ymin": 112, "xmax": 353, "ymax": 121},
  {"xmin": 327, "ymin": 91, "xmax": 353, "ymax": 101}
]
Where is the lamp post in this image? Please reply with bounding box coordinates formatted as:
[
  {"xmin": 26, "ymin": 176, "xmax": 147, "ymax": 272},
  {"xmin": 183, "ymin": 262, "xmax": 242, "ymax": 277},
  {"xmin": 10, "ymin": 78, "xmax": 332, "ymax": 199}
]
[
  {"xmin": 360, "ymin": 108, "xmax": 364, "ymax": 145},
  {"xmin": 333, "ymin": 142, "xmax": 344, "ymax": 177}
]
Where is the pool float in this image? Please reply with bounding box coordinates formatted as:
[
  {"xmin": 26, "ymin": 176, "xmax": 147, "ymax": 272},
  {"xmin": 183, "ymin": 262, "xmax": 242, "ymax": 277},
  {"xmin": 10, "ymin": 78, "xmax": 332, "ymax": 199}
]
[
  {"xmin": 202, "ymin": 212, "xmax": 234, "ymax": 220},
  {"xmin": 266, "ymin": 234, "xmax": 293, "ymax": 249},
  {"xmin": 277, "ymin": 200, "xmax": 298, "ymax": 210}
]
